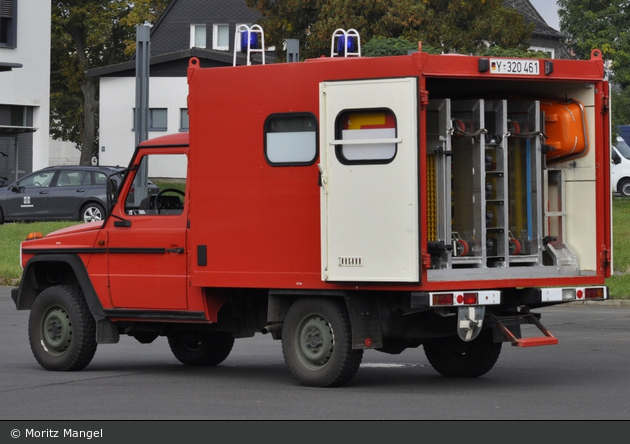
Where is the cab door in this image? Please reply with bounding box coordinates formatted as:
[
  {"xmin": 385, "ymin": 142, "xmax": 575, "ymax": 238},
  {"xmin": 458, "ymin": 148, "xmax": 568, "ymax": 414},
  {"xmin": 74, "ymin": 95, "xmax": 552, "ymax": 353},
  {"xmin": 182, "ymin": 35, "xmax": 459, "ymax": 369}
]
[
  {"xmin": 107, "ymin": 151, "xmax": 189, "ymax": 310},
  {"xmin": 319, "ymin": 78, "xmax": 420, "ymax": 282}
]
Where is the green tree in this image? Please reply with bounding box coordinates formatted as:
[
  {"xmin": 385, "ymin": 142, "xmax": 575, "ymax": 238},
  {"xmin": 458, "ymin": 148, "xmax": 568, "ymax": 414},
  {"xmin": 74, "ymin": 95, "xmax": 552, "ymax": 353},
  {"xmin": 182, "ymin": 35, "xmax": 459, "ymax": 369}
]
[
  {"xmin": 50, "ymin": 0, "xmax": 169, "ymax": 165},
  {"xmin": 245, "ymin": 0, "xmax": 533, "ymax": 61},
  {"xmin": 558, "ymin": 0, "xmax": 630, "ymax": 125}
]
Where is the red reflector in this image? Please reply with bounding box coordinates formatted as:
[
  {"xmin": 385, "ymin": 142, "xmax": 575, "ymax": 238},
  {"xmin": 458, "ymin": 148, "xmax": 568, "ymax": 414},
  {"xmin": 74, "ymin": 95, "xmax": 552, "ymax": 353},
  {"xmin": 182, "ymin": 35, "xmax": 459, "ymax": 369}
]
[
  {"xmin": 433, "ymin": 293, "xmax": 453, "ymax": 306},
  {"xmin": 585, "ymin": 288, "xmax": 603, "ymax": 299},
  {"xmin": 364, "ymin": 338, "xmax": 372, "ymax": 347},
  {"xmin": 576, "ymin": 289, "xmax": 584, "ymax": 299},
  {"xmin": 463, "ymin": 292, "xmax": 478, "ymax": 305},
  {"xmin": 456, "ymin": 294, "xmax": 464, "ymax": 304}
]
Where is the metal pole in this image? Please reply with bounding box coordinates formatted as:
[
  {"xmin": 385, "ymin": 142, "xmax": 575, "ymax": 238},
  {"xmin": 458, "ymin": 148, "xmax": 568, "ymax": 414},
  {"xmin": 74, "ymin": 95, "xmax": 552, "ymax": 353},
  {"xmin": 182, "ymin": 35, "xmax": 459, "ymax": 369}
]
[
  {"xmin": 135, "ymin": 24, "xmax": 150, "ymax": 147},
  {"xmin": 134, "ymin": 25, "xmax": 150, "ymax": 205}
]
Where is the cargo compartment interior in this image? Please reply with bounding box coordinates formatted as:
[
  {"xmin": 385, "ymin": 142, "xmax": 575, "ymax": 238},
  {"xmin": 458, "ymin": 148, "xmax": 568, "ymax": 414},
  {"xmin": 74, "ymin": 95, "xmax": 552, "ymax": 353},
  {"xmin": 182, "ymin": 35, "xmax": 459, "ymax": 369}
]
[{"xmin": 424, "ymin": 78, "xmax": 598, "ymax": 281}]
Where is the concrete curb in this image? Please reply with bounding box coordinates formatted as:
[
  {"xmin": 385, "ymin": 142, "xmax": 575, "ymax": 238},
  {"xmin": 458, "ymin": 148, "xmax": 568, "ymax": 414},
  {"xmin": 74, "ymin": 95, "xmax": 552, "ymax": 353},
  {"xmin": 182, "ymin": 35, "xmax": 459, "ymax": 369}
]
[{"xmin": 562, "ymin": 299, "xmax": 630, "ymax": 308}]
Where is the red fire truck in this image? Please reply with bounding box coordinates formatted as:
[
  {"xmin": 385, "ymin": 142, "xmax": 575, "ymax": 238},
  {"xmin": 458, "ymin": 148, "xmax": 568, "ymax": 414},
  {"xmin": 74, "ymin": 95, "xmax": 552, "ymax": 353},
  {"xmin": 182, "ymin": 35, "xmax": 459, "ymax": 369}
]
[{"xmin": 11, "ymin": 34, "xmax": 611, "ymax": 387}]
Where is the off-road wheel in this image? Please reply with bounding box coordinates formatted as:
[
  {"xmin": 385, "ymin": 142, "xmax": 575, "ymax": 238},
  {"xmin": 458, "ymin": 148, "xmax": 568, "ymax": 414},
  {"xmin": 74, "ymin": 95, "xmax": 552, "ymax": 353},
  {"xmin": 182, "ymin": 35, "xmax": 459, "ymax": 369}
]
[
  {"xmin": 423, "ymin": 329, "xmax": 501, "ymax": 378},
  {"xmin": 167, "ymin": 331, "xmax": 234, "ymax": 366},
  {"xmin": 28, "ymin": 285, "xmax": 97, "ymax": 371},
  {"xmin": 282, "ymin": 298, "xmax": 363, "ymax": 387}
]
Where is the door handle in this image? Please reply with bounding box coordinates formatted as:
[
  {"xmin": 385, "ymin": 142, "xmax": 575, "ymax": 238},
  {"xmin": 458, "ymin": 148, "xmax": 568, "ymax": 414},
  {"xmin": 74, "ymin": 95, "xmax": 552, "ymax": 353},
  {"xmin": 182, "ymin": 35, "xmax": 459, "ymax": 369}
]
[{"xmin": 166, "ymin": 247, "xmax": 184, "ymax": 254}]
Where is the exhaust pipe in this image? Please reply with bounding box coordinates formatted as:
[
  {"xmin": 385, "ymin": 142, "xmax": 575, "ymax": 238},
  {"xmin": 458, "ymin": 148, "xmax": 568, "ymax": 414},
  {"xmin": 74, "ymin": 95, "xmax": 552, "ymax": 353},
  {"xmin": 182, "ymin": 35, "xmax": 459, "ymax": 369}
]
[{"xmin": 261, "ymin": 323, "xmax": 283, "ymax": 334}]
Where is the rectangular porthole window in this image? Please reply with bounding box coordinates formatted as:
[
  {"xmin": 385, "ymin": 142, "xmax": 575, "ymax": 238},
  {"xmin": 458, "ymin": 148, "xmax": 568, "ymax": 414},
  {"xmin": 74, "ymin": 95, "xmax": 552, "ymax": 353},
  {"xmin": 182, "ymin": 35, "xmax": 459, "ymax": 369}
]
[
  {"xmin": 264, "ymin": 113, "xmax": 318, "ymax": 166},
  {"xmin": 335, "ymin": 109, "xmax": 398, "ymax": 164}
]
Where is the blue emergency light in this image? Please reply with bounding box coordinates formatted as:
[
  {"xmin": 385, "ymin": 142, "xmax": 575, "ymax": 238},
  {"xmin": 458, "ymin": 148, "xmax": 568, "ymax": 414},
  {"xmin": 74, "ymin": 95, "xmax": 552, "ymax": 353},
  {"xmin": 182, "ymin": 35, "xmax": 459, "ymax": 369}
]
[
  {"xmin": 336, "ymin": 35, "xmax": 357, "ymax": 55},
  {"xmin": 241, "ymin": 31, "xmax": 259, "ymax": 52}
]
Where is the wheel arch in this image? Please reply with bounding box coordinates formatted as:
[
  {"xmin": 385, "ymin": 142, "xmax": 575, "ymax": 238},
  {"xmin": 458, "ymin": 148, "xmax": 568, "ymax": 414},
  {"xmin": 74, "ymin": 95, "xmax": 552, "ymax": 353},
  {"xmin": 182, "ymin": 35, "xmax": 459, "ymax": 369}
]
[
  {"xmin": 78, "ymin": 199, "xmax": 107, "ymax": 219},
  {"xmin": 14, "ymin": 254, "xmax": 105, "ymax": 319},
  {"xmin": 267, "ymin": 291, "xmax": 383, "ymax": 349}
]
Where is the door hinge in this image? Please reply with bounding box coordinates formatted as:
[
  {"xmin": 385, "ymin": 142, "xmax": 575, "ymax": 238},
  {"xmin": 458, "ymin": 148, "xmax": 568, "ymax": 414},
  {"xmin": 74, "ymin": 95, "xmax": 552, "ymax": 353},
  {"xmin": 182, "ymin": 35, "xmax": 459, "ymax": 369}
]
[{"xmin": 420, "ymin": 90, "xmax": 430, "ymax": 107}]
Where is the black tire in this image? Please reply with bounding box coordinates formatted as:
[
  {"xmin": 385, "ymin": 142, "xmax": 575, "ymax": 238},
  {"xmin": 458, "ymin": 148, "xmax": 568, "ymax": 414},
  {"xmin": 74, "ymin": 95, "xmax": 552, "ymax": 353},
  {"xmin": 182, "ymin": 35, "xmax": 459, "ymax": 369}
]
[
  {"xmin": 0, "ymin": 206, "xmax": 4, "ymax": 224},
  {"xmin": 28, "ymin": 285, "xmax": 97, "ymax": 371},
  {"xmin": 423, "ymin": 329, "xmax": 501, "ymax": 378},
  {"xmin": 619, "ymin": 179, "xmax": 630, "ymax": 197},
  {"xmin": 167, "ymin": 331, "xmax": 234, "ymax": 366},
  {"xmin": 81, "ymin": 202, "xmax": 105, "ymax": 223},
  {"xmin": 282, "ymin": 297, "xmax": 363, "ymax": 387}
]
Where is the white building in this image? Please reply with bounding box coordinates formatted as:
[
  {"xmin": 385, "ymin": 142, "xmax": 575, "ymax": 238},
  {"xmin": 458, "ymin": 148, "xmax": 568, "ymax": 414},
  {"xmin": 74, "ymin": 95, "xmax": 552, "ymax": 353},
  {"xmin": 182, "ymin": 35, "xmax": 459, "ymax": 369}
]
[
  {"xmin": 88, "ymin": 0, "xmax": 265, "ymax": 175},
  {"xmin": 0, "ymin": 0, "xmax": 51, "ymax": 181}
]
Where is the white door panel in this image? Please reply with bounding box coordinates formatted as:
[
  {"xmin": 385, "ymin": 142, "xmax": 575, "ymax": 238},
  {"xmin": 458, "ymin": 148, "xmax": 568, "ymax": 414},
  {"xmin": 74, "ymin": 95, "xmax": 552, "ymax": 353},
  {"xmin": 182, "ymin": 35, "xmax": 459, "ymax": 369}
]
[{"xmin": 320, "ymin": 78, "xmax": 419, "ymax": 282}]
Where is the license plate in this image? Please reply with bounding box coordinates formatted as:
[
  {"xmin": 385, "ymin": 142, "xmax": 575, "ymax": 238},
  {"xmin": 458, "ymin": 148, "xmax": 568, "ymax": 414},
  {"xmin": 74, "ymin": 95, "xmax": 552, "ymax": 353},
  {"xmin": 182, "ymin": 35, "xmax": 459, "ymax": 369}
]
[{"xmin": 489, "ymin": 58, "xmax": 540, "ymax": 75}]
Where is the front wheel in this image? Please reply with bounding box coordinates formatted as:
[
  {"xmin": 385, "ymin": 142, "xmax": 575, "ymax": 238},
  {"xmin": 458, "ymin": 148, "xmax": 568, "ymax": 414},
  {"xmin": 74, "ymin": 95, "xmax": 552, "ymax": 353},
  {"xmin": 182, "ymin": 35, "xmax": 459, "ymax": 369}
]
[
  {"xmin": 28, "ymin": 285, "xmax": 97, "ymax": 371},
  {"xmin": 282, "ymin": 298, "xmax": 363, "ymax": 387},
  {"xmin": 167, "ymin": 331, "xmax": 234, "ymax": 366},
  {"xmin": 423, "ymin": 329, "xmax": 501, "ymax": 378}
]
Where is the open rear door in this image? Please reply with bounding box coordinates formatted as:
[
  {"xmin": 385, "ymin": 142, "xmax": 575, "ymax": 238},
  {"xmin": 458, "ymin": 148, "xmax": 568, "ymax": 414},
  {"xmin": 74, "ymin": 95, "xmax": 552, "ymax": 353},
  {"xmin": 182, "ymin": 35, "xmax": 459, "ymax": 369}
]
[{"xmin": 319, "ymin": 77, "xmax": 419, "ymax": 282}]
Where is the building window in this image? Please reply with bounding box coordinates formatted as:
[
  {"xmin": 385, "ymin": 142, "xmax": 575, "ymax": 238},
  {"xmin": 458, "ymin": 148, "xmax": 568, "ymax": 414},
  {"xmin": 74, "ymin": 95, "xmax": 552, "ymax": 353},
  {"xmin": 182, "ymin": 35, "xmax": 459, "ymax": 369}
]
[
  {"xmin": 530, "ymin": 46, "xmax": 555, "ymax": 59},
  {"xmin": 133, "ymin": 108, "xmax": 168, "ymax": 131},
  {"xmin": 149, "ymin": 109, "xmax": 167, "ymax": 131},
  {"xmin": 10, "ymin": 105, "xmax": 25, "ymax": 126},
  {"xmin": 264, "ymin": 113, "xmax": 318, "ymax": 166},
  {"xmin": 213, "ymin": 24, "xmax": 229, "ymax": 50},
  {"xmin": 190, "ymin": 24, "xmax": 206, "ymax": 48},
  {"xmin": 0, "ymin": 0, "xmax": 17, "ymax": 48},
  {"xmin": 335, "ymin": 109, "xmax": 398, "ymax": 165},
  {"xmin": 180, "ymin": 109, "xmax": 189, "ymax": 131}
]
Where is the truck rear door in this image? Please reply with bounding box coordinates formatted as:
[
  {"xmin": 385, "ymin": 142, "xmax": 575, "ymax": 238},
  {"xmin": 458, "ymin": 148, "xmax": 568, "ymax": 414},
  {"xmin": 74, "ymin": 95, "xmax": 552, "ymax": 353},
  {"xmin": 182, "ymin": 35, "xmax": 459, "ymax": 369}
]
[{"xmin": 319, "ymin": 77, "xmax": 420, "ymax": 282}]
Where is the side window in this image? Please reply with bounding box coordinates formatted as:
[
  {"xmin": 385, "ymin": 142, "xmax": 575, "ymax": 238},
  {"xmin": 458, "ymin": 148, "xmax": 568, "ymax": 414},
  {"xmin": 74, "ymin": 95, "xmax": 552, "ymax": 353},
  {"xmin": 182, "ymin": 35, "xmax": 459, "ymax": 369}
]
[
  {"xmin": 264, "ymin": 113, "xmax": 318, "ymax": 166},
  {"xmin": 18, "ymin": 171, "xmax": 54, "ymax": 188},
  {"xmin": 94, "ymin": 172, "xmax": 107, "ymax": 185},
  {"xmin": 335, "ymin": 109, "xmax": 398, "ymax": 165},
  {"xmin": 124, "ymin": 153, "xmax": 188, "ymax": 216},
  {"xmin": 56, "ymin": 171, "xmax": 86, "ymax": 187}
]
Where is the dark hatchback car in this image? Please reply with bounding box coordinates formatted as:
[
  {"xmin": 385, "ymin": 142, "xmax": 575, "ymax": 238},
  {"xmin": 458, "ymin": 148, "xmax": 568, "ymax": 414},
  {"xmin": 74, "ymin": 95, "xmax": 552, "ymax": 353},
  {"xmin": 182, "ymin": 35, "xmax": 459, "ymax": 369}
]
[{"xmin": 0, "ymin": 165, "xmax": 126, "ymax": 224}]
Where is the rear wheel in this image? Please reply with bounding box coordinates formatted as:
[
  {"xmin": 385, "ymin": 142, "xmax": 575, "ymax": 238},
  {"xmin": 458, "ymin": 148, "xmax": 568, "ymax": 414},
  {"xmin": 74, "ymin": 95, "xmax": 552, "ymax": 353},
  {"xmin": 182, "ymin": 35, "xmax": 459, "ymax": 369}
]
[
  {"xmin": 28, "ymin": 285, "xmax": 97, "ymax": 371},
  {"xmin": 0, "ymin": 206, "xmax": 4, "ymax": 224},
  {"xmin": 81, "ymin": 203, "xmax": 104, "ymax": 223},
  {"xmin": 167, "ymin": 331, "xmax": 234, "ymax": 366},
  {"xmin": 619, "ymin": 179, "xmax": 630, "ymax": 197},
  {"xmin": 282, "ymin": 298, "xmax": 363, "ymax": 387},
  {"xmin": 423, "ymin": 329, "xmax": 501, "ymax": 378}
]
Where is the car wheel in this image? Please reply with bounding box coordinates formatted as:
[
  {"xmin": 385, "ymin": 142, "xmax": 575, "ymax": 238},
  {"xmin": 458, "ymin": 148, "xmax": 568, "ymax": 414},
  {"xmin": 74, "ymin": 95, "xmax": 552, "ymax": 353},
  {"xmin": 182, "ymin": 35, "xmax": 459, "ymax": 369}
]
[
  {"xmin": 619, "ymin": 179, "xmax": 630, "ymax": 197},
  {"xmin": 81, "ymin": 203, "xmax": 105, "ymax": 223},
  {"xmin": 0, "ymin": 206, "xmax": 4, "ymax": 225}
]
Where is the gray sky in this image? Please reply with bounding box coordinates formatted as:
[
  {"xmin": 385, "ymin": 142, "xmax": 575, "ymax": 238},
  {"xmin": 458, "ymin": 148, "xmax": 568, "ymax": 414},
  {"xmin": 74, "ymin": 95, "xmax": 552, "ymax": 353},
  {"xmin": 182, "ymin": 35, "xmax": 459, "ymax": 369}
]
[{"xmin": 529, "ymin": 0, "xmax": 561, "ymax": 31}]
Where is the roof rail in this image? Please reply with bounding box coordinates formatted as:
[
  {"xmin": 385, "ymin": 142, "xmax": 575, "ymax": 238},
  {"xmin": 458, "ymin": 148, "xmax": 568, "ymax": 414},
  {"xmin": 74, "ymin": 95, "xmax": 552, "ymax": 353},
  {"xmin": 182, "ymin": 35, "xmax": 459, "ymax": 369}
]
[
  {"xmin": 233, "ymin": 24, "xmax": 265, "ymax": 66},
  {"xmin": 331, "ymin": 29, "xmax": 361, "ymax": 58}
]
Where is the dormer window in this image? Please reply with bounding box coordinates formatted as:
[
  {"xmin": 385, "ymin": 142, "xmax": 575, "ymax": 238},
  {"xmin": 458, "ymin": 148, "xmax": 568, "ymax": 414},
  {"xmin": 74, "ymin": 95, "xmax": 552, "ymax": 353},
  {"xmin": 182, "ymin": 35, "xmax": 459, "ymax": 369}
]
[{"xmin": 190, "ymin": 24, "xmax": 206, "ymax": 49}]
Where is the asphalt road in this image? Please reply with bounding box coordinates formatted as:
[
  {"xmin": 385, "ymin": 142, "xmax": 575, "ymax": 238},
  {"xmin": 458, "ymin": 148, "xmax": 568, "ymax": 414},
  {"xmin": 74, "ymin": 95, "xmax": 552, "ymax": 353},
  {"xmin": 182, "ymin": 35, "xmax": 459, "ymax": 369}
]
[{"xmin": 1, "ymin": 286, "xmax": 630, "ymax": 421}]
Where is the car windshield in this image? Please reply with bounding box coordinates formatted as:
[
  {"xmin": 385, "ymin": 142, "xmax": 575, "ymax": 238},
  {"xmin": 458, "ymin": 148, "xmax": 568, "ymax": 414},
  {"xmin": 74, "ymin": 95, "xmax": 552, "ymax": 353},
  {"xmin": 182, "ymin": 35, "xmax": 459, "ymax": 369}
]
[{"xmin": 615, "ymin": 138, "xmax": 630, "ymax": 160}]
